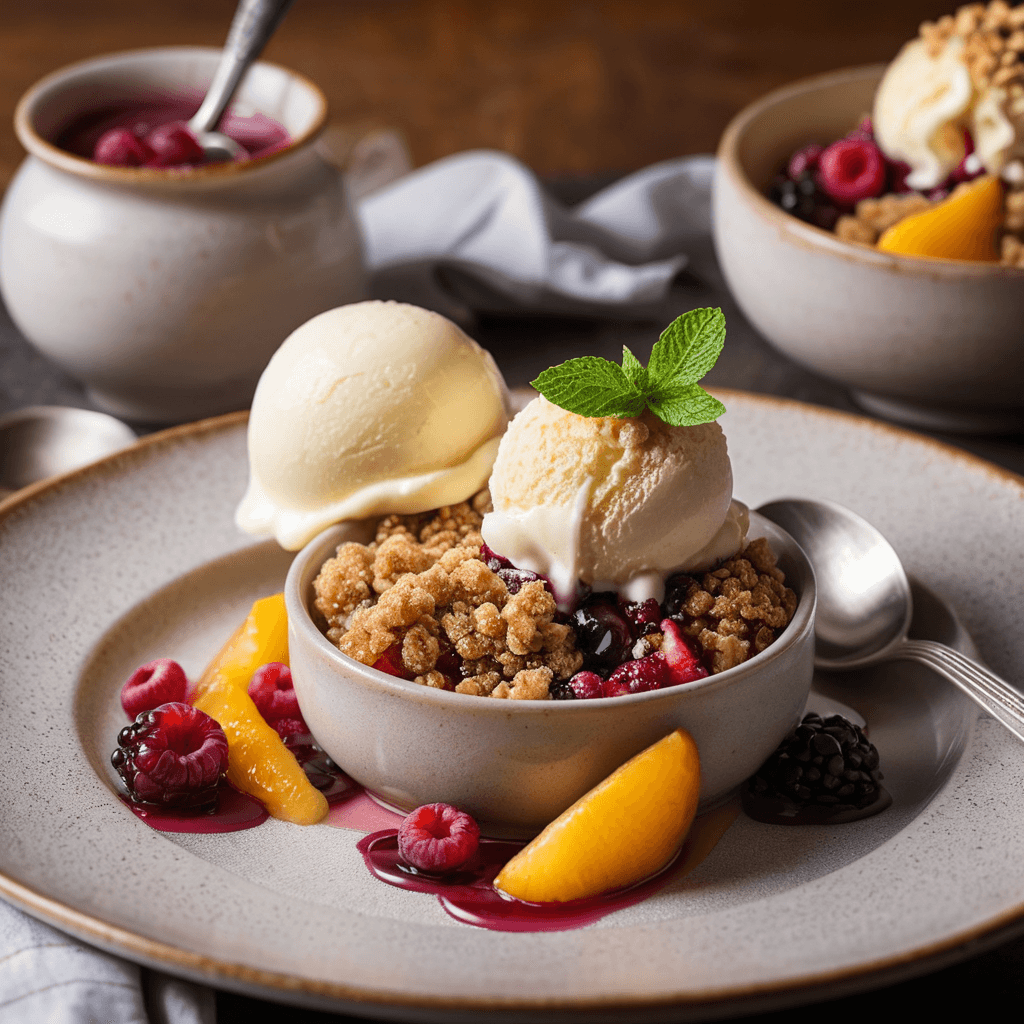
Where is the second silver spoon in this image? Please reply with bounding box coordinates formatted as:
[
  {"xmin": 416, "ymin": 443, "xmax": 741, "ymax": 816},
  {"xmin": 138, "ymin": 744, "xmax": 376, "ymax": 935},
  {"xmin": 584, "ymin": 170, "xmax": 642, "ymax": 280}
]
[{"xmin": 758, "ymin": 497, "xmax": 1024, "ymax": 743}]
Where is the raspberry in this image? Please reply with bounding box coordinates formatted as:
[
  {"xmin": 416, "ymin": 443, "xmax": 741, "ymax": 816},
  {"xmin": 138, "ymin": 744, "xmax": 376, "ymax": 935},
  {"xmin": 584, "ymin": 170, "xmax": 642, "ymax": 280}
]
[
  {"xmin": 567, "ymin": 670, "xmax": 603, "ymax": 699},
  {"xmin": 787, "ymin": 143, "xmax": 823, "ymax": 180},
  {"xmin": 93, "ymin": 128, "xmax": 155, "ymax": 166},
  {"xmin": 372, "ymin": 644, "xmax": 413, "ymax": 679},
  {"xmin": 602, "ymin": 653, "xmax": 672, "ymax": 697},
  {"xmin": 111, "ymin": 702, "xmax": 228, "ymax": 810},
  {"xmin": 247, "ymin": 663, "xmax": 305, "ymax": 728},
  {"xmin": 144, "ymin": 123, "xmax": 205, "ymax": 167},
  {"xmin": 620, "ymin": 597, "xmax": 662, "ymax": 638},
  {"xmin": 816, "ymin": 138, "xmax": 886, "ymax": 207},
  {"xmin": 846, "ymin": 116, "xmax": 874, "ymax": 142},
  {"xmin": 120, "ymin": 658, "xmax": 188, "ymax": 718},
  {"xmin": 397, "ymin": 803, "xmax": 480, "ymax": 873},
  {"xmin": 659, "ymin": 619, "xmax": 709, "ymax": 685}
]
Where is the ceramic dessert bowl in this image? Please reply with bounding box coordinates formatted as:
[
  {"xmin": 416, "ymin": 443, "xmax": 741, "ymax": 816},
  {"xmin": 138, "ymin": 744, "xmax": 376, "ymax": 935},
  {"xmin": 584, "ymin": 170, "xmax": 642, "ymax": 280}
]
[
  {"xmin": 286, "ymin": 511, "xmax": 816, "ymax": 836},
  {"xmin": 714, "ymin": 65, "xmax": 1024, "ymax": 433},
  {"xmin": 0, "ymin": 47, "xmax": 365, "ymax": 424}
]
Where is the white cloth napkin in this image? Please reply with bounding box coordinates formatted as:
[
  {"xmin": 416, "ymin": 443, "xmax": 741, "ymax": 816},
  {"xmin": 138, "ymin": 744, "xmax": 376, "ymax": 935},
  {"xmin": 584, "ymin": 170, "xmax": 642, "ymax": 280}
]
[
  {"xmin": 0, "ymin": 149, "xmax": 715, "ymax": 1024},
  {"xmin": 0, "ymin": 904, "xmax": 213, "ymax": 1024},
  {"xmin": 357, "ymin": 149, "xmax": 715, "ymax": 321}
]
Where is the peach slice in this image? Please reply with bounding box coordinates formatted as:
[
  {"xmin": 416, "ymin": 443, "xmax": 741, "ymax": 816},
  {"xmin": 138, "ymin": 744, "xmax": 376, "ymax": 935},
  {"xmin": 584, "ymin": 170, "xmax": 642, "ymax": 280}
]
[
  {"xmin": 193, "ymin": 594, "xmax": 328, "ymax": 825},
  {"xmin": 877, "ymin": 175, "xmax": 1003, "ymax": 262},
  {"xmin": 493, "ymin": 728, "xmax": 700, "ymax": 903}
]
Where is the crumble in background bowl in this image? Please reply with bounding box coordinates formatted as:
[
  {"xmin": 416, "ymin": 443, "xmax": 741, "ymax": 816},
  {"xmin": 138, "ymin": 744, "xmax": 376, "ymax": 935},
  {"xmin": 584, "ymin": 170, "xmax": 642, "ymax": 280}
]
[
  {"xmin": 713, "ymin": 64, "xmax": 1024, "ymax": 434},
  {"xmin": 285, "ymin": 510, "xmax": 815, "ymax": 837}
]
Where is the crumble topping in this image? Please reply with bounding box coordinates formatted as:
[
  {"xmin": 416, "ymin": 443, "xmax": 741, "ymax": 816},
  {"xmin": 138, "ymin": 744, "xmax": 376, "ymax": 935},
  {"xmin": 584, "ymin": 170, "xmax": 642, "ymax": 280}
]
[
  {"xmin": 921, "ymin": 2, "xmax": 1024, "ymax": 92},
  {"xmin": 312, "ymin": 492, "xmax": 583, "ymax": 700},
  {"xmin": 312, "ymin": 495, "xmax": 796, "ymax": 699},
  {"xmin": 670, "ymin": 537, "xmax": 798, "ymax": 674}
]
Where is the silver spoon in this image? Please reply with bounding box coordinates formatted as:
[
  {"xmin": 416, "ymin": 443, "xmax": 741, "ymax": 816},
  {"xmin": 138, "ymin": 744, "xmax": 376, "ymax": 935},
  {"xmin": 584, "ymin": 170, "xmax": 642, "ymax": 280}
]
[
  {"xmin": 0, "ymin": 406, "xmax": 137, "ymax": 500},
  {"xmin": 188, "ymin": 0, "xmax": 295, "ymax": 163},
  {"xmin": 758, "ymin": 497, "xmax": 1024, "ymax": 743}
]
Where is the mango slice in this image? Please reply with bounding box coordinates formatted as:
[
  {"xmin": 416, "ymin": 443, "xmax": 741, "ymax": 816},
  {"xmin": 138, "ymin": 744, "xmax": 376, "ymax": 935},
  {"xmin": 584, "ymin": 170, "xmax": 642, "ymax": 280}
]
[
  {"xmin": 877, "ymin": 175, "xmax": 1003, "ymax": 262},
  {"xmin": 494, "ymin": 728, "xmax": 700, "ymax": 903},
  {"xmin": 193, "ymin": 594, "xmax": 327, "ymax": 825}
]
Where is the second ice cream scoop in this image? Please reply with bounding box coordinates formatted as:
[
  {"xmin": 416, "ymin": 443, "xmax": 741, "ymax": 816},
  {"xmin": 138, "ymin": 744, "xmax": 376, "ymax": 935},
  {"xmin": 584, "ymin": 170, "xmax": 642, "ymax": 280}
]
[{"xmin": 482, "ymin": 396, "xmax": 747, "ymax": 602}]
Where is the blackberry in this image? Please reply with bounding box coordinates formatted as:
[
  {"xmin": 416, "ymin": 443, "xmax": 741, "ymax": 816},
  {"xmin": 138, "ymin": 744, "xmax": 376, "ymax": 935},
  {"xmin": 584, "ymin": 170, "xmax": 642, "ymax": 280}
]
[
  {"xmin": 548, "ymin": 678, "xmax": 578, "ymax": 701},
  {"xmin": 572, "ymin": 599, "xmax": 632, "ymax": 673},
  {"xmin": 112, "ymin": 702, "xmax": 229, "ymax": 811},
  {"xmin": 767, "ymin": 170, "xmax": 840, "ymax": 230},
  {"xmin": 745, "ymin": 713, "xmax": 885, "ymax": 819}
]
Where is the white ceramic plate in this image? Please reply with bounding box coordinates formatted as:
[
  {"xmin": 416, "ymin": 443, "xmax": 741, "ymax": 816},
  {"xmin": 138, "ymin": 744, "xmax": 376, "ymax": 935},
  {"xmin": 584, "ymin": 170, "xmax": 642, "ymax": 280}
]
[{"xmin": 1, "ymin": 393, "xmax": 1023, "ymax": 1022}]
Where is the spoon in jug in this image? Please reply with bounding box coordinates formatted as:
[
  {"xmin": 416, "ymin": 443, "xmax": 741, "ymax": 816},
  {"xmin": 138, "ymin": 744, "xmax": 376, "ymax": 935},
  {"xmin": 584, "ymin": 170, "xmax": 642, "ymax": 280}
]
[
  {"xmin": 188, "ymin": 0, "xmax": 295, "ymax": 163},
  {"xmin": 758, "ymin": 497, "xmax": 1024, "ymax": 743}
]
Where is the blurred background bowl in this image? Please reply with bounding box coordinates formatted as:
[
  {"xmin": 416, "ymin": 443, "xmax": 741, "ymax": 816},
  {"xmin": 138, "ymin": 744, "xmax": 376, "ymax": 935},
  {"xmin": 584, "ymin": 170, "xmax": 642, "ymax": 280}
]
[
  {"xmin": 0, "ymin": 46, "xmax": 365, "ymax": 425},
  {"xmin": 714, "ymin": 64, "xmax": 1024, "ymax": 434}
]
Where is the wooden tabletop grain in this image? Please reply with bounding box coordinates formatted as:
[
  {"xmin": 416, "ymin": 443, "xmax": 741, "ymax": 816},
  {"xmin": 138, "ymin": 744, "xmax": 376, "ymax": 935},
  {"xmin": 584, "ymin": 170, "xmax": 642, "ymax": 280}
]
[{"xmin": 1, "ymin": 0, "xmax": 942, "ymax": 187}]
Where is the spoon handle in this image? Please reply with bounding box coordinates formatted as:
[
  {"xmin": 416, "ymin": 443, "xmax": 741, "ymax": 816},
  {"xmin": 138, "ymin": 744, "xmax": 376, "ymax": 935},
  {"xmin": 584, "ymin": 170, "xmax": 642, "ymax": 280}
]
[
  {"xmin": 898, "ymin": 639, "xmax": 1024, "ymax": 743},
  {"xmin": 190, "ymin": 0, "xmax": 296, "ymax": 134}
]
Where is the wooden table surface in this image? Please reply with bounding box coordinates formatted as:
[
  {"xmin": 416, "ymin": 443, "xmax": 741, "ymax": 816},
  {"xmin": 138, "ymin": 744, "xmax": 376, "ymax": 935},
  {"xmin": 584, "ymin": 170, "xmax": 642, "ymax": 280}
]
[{"xmin": 1, "ymin": 0, "xmax": 942, "ymax": 187}]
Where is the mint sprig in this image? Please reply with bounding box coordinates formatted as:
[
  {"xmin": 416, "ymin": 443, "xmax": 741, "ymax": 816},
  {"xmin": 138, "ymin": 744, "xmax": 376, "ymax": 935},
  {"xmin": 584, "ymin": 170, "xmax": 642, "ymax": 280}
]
[{"xmin": 530, "ymin": 307, "xmax": 727, "ymax": 426}]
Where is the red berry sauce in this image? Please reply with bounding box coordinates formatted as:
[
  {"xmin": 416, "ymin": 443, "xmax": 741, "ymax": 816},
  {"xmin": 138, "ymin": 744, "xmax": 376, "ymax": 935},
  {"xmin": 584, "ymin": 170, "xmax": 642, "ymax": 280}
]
[
  {"xmin": 121, "ymin": 785, "xmax": 268, "ymax": 834},
  {"xmin": 357, "ymin": 801, "xmax": 738, "ymax": 933}
]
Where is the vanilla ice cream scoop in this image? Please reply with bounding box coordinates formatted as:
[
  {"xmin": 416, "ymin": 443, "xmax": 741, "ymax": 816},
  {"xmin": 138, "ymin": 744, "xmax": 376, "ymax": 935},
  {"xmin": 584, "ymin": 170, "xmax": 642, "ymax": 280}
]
[
  {"xmin": 481, "ymin": 397, "xmax": 747, "ymax": 602},
  {"xmin": 236, "ymin": 301, "xmax": 509, "ymax": 550},
  {"xmin": 873, "ymin": 36, "xmax": 973, "ymax": 190}
]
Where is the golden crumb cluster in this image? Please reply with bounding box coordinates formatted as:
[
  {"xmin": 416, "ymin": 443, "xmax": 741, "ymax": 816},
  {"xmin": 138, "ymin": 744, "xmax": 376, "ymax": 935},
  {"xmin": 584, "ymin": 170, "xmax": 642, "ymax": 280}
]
[
  {"xmin": 312, "ymin": 492, "xmax": 582, "ymax": 700},
  {"xmin": 668, "ymin": 538, "xmax": 797, "ymax": 674},
  {"xmin": 921, "ymin": 2, "xmax": 1024, "ymax": 92}
]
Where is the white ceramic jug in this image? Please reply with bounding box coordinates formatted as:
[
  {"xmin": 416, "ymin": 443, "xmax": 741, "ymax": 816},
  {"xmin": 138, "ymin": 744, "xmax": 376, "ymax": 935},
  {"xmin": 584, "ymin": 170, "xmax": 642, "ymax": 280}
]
[{"xmin": 1, "ymin": 47, "xmax": 366, "ymax": 423}]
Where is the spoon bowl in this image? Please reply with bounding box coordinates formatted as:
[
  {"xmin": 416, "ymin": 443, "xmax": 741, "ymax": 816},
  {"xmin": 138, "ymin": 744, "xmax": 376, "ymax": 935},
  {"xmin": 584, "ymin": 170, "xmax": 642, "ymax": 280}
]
[
  {"xmin": 757, "ymin": 498, "xmax": 912, "ymax": 669},
  {"xmin": 758, "ymin": 497, "xmax": 1024, "ymax": 743},
  {"xmin": 0, "ymin": 406, "xmax": 137, "ymax": 499}
]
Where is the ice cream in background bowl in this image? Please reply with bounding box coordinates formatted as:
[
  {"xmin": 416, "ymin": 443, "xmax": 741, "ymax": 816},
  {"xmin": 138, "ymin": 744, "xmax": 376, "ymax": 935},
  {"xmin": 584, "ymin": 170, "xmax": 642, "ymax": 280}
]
[
  {"xmin": 236, "ymin": 300, "xmax": 510, "ymax": 551},
  {"xmin": 261, "ymin": 302, "xmax": 816, "ymax": 831}
]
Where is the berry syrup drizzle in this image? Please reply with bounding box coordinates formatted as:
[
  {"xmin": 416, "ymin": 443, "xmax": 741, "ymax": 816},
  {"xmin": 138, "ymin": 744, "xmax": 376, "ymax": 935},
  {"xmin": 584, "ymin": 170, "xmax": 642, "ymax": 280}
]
[
  {"xmin": 122, "ymin": 732, "xmax": 353, "ymax": 834},
  {"xmin": 357, "ymin": 802, "xmax": 738, "ymax": 933}
]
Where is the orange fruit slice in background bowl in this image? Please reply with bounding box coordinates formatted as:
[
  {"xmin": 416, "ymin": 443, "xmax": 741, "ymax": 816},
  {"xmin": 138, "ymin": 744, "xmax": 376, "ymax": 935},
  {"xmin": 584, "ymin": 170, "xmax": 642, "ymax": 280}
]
[
  {"xmin": 493, "ymin": 728, "xmax": 701, "ymax": 904},
  {"xmin": 877, "ymin": 174, "xmax": 1003, "ymax": 262}
]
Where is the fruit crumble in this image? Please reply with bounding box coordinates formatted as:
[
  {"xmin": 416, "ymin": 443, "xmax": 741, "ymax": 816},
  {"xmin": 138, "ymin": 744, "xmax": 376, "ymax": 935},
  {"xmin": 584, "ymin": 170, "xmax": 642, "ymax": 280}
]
[{"xmin": 311, "ymin": 494, "xmax": 797, "ymax": 700}]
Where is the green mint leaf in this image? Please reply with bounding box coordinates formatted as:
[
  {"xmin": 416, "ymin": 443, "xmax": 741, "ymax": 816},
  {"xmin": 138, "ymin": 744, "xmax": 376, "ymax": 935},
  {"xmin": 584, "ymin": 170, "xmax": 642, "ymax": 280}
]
[
  {"xmin": 649, "ymin": 307, "xmax": 725, "ymax": 387},
  {"xmin": 620, "ymin": 345, "xmax": 648, "ymax": 391},
  {"xmin": 647, "ymin": 382, "xmax": 726, "ymax": 427},
  {"xmin": 531, "ymin": 308, "xmax": 726, "ymax": 424},
  {"xmin": 532, "ymin": 356, "xmax": 646, "ymax": 418}
]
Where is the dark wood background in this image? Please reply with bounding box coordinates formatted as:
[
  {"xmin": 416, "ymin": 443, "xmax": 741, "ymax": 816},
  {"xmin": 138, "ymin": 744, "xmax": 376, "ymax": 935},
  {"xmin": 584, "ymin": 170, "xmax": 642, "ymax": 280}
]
[{"xmin": 1, "ymin": 0, "xmax": 942, "ymax": 188}]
